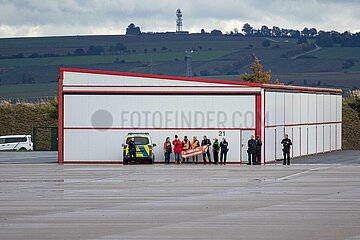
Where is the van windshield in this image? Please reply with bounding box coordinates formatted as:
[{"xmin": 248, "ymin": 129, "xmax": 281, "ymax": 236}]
[{"xmin": 126, "ymin": 137, "xmax": 150, "ymax": 145}]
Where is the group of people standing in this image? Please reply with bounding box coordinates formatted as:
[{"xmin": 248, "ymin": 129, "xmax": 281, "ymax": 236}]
[
  {"xmin": 163, "ymin": 135, "xmax": 229, "ymax": 164},
  {"xmin": 247, "ymin": 135, "xmax": 262, "ymax": 165},
  {"xmin": 247, "ymin": 134, "xmax": 293, "ymax": 165},
  {"xmin": 163, "ymin": 133, "xmax": 293, "ymax": 165}
]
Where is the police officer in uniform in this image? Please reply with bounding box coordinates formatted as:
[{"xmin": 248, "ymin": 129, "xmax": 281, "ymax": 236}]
[
  {"xmin": 281, "ymin": 134, "xmax": 292, "ymax": 165},
  {"xmin": 220, "ymin": 138, "xmax": 229, "ymax": 165},
  {"xmin": 247, "ymin": 135, "xmax": 256, "ymax": 165},
  {"xmin": 128, "ymin": 137, "xmax": 136, "ymax": 161},
  {"xmin": 255, "ymin": 136, "xmax": 262, "ymax": 165}
]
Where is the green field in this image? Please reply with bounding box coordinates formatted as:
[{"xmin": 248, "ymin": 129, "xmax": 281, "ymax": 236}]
[
  {"xmin": 0, "ymin": 34, "xmax": 359, "ymax": 100},
  {"xmin": 349, "ymin": 62, "xmax": 360, "ymax": 72},
  {"xmin": 308, "ymin": 47, "xmax": 360, "ymax": 59},
  {"xmin": 0, "ymin": 36, "xmax": 115, "ymax": 49},
  {"xmin": 0, "ymin": 82, "xmax": 58, "ymax": 100},
  {"xmin": 0, "ymin": 50, "xmax": 235, "ymax": 68}
]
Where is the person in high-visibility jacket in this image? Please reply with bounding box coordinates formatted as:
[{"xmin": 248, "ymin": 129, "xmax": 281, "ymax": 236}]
[
  {"xmin": 172, "ymin": 135, "xmax": 182, "ymax": 164},
  {"xmin": 182, "ymin": 136, "xmax": 190, "ymax": 162},
  {"xmin": 191, "ymin": 136, "xmax": 200, "ymax": 164}
]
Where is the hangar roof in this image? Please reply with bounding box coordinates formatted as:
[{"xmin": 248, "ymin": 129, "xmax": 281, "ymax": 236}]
[{"xmin": 60, "ymin": 68, "xmax": 342, "ymax": 94}]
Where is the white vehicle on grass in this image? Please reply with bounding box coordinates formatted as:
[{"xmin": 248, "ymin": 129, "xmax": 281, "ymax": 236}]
[{"xmin": 0, "ymin": 135, "xmax": 33, "ymax": 151}]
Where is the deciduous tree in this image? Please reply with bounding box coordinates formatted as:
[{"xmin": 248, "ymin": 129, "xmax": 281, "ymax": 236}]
[
  {"xmin": 240, "ymin": 55, "xmax": 271, "ymax": 83},
  {"xmin": 242, "ymin": 23, "xmax": 253, "ymax": 36}
]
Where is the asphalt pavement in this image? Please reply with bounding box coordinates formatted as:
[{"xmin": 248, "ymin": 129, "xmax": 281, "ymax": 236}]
[
  {"xmin": 0, "ymin": 150, "xmax": 359, "ymax": 239},
  {"xmin": 1, "ymin": 150, "xmax": 359, "ymax": 165}
]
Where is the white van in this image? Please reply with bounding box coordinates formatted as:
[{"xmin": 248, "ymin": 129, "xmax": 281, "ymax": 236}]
[{"xmin": 0, "ymin": 135, "xmax": 33, "ymax": 151}]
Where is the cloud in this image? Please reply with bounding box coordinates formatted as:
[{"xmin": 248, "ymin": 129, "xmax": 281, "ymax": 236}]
[{"xmin": 0, "ymin": 0, "xmax": 359, "ymax": 37}]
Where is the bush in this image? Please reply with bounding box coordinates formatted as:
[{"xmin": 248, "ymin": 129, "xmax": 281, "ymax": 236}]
[
  {"xmin": 342, "ymin": 98, "xmax": 360, "ymax": 150},
  {"xmin": 87, "ymin": 45, "xmax": 104, "ymax": 55},
  {"xmin": 0, "ymin": 102, "xmax": 57, "ymax": 136},
  {"xmin": 29, "ymin": 53, "xmax": 40, "ymax": 58},
  {"xmin": 73, "ymin": 48, "xmax": 85, "ymax": 56},
  {"xmin": 342, "ymin": 59, "xmax": 356, "ymax": 69},
  {"xmin": 347, "ymin": 96, "xmax": 360, "ymax": 118}
]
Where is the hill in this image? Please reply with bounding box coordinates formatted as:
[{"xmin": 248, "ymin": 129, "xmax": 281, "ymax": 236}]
[{"xmin": 0, "ymin": 34, "xmax": 359, "ymax": 100}]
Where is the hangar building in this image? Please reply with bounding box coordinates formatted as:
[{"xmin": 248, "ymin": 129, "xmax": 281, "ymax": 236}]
[{"xmin": 58, "ymin": 68, "xmax": 342, "ymax": 164}]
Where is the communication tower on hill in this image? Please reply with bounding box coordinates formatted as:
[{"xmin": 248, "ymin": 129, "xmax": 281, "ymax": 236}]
[{"xmin": 176, "ymin": 9, "xmax": 183, "ymax": 32}]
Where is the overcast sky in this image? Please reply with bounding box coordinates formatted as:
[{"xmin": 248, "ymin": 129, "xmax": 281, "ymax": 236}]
[{"xmin": 0, "ymin": 0, "xmax": 359, "ymax": 38}]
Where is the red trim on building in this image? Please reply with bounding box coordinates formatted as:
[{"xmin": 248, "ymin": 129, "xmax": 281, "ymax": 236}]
[
  {"xmin": 64, "ymin": 127, "xmax": 256, "ymax": 131},
  {"xmin": 307, "ymin": 127, "xmax": 309, "ymax": 155},
  {"xmin": 63, "ymin": 161, "xmax": 243, "ymax": 164},
  {"xmin": 62, "ymin": 90, "xmax": 261, "ymax": 95},
  {"xmin": 59, "ymin": 68, "xmax": 342, "ymax": 165},
  {"xmin": 265, "ymin": 121, "xmax": 342, "ymax": 128},
  {"xmin": 263, "ymin": 91, "xmax": 266, "ymax": 165},
  {"xmin": 263, "ymin": 83, "xmax": 342, "ymax": 94},
  {"xmin": 60, "ymin": 67, "xmax": 262, "ymax": 87},
  {"xmin": 255, "ymin": 94, "xmax": 262, "ymax": 139},
  {"xmin": 61, "ymin": 67, "xmax": 342, "ymax": 94},
  {"xmin": 58, "ymin": 72, "xmax": 64, "ymax": 164},
  {"xmin": 62, "ymin": 85, "xmax": 253, "ymax": 88},
  {"xmin": 255, "ymin": 94, "xmax": 262, "ymax": 164}
]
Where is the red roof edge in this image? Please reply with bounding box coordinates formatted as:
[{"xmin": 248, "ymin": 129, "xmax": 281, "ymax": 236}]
[
  {"xmin": 60, "ymin": 67, "xmax": 262, "ymax": 87},
  {"xmin": 262, "ymin": 83, "xmax": 342, "ymax": 94},
  {"xmin": 60, "ymin": 68, "xmax": 342, "ymax": 94}
]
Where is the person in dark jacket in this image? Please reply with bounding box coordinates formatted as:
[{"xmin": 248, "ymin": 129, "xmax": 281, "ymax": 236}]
[
  {"xmin": 255, "ymin": 136, "xmax": 262, "ymax": 165},
  {"xmin": 212, "ymin": 138, "xmax": 220, "ymax": 164},
  {"xmin": 163, "ymin": 137, "xmax": 172, "ymax": 164},
  {"xmin": 281, "ymin": 134, "xmax": 292, "ymax": 165},
  {"xmin": 247, "ymin": 135, "xmax": 256, "ymax": 165},
  {"xmin": 220, "ymin": 138, "xmax": 229, "ymax": 165},
  {"xmin": 128, "ymin": 137, "xmax": 136, "ymax": 161},
  {"xmin": 201, "ymin": 135, "xmax": 212, "ymax": 163}
]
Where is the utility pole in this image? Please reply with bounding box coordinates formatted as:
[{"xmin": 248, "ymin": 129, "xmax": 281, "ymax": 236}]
[{"xmin": 185, "ymin": 50, "xmax": 193, "ymax": 78}]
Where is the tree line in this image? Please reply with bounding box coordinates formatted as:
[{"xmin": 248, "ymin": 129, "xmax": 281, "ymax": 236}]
[
  {"xmin": 125, "ymin": 22, "xmax": 360, "ymax": 48},
  {"xmin": 232, "ymin": 23, "xmax": 360, "ymax": 48}
]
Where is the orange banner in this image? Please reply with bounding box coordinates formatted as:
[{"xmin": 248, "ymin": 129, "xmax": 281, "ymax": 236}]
[{"xmin": 181, "ymin": 145, "xmax": 208, "ymax": 158}]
